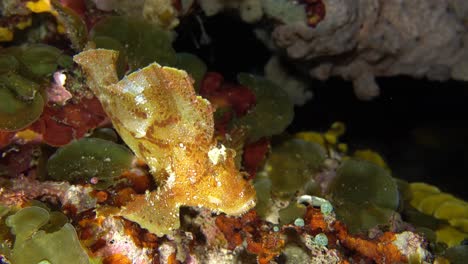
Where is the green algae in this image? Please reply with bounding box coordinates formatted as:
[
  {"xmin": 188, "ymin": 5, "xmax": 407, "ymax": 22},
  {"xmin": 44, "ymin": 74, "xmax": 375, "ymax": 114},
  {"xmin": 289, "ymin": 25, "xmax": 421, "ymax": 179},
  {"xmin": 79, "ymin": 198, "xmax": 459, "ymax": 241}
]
[
  {"xmin": 329, "ymin": 159, "xmax": 399, "ymax": 210},
  {"xmin": 235, "ymin": 73, "xmax": 294, "ymax": 142},
  {"xmin": 0, "ymin": 54, "xmax": 20, "ymax": 74},
  {"xmin": 88, "ymin": 127, "xmax": 119, "ymax": 143},
  {"xmin": 279, "ymin": 202, "xmax": 307, "ymax": 225},
  {"xmin": 19, "ymin": 44, "xmax": 65, "ymax": 78},
  {"xmin": 314, "ymin": 233, "xmax": 328, "ymax": 246},
  {"xmin": 5, "ymin": 206, "xmax": 89, "ymax": 264},
  {"xmin": 265, "ymin": 138, "xmax": 326, "ymax": 194},
  {"xmin": 253, "ymin": 176, "xmax": 273, "ymax": 218},
  {"xmin": 0, "ymin": 85, "xmax": 44, "ymax": 131},
  {"xmin": 90, "ymin": 16, "xmax": 176, "ymax": 72},
  {"xmin": 254, "ymin": 138, "xmax": 326, "ymax": 221},
  {"xmin": 175, "ymin": 52, "xmax": 207, "ymax": 91},
  {"xmin": 328, "ymin": 159, "xmax": 400, "ymax": 233},
  {"xmin": 334, "ymin": 202, "xmax": 396, "ymax": 234},
  {"xmin": 47, "ymin": 138, "xmax": 134, "ymax": 188},
  {"xmin": 0, "ymin": 72, "xmax": 40, "ymax": 101},
  {"xmin": 0, "ymin": 43, "xmax": 77, "ymax": 131}
]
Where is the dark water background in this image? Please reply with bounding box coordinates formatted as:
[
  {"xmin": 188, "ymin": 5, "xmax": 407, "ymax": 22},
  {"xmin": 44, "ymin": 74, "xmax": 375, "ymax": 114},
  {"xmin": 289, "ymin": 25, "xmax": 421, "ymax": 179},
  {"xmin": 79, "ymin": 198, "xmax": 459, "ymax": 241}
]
[{"xmin": 175, "ymin": 14, "xmax": 468, "ymax": 200}]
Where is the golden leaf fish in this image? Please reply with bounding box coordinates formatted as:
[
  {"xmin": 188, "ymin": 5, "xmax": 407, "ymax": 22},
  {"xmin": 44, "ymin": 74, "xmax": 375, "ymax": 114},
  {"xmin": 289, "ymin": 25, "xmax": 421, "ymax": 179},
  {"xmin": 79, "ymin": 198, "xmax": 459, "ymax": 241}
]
[{"xmin": 74, "ymin": 49, "xmax": 256, "ymax": 236}]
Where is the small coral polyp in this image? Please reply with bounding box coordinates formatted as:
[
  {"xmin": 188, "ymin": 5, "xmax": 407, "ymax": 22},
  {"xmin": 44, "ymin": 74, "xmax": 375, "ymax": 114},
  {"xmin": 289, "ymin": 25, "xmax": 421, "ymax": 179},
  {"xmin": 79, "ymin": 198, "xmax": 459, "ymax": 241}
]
[{"xmin": 74, "ymin": 49, "xmax": 256, "ymax": 237}]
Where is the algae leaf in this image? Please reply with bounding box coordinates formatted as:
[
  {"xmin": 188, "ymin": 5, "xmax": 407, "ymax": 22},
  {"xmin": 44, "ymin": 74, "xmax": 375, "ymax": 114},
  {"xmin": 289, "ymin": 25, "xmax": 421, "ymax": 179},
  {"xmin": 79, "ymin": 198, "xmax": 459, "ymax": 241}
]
[
  {"xmin": 90, "ymin": 16, "xmax": 176, "ymax": 72},
  {"xmin": 6, "ymin": 206, "xmax": 89, "ymax": 264},
  {"xmin": 47, "ymin": 137, "xmax": 134, "ymax": 188},
  {"xmin": 329, "ymin": 159, "xmax": 400, "ymax": 233},
  {"xmin": 235, "ymin": 73, "xmax": 294, "ymax": 142}
]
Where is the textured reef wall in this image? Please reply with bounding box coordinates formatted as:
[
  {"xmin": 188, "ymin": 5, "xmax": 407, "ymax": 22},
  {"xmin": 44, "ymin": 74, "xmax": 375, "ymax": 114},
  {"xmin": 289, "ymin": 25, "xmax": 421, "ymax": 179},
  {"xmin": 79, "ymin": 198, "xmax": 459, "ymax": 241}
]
[
  {"xmin": 270, "ymin": 0, "xmax": 468, "ymax": 99},
  {"xmin": 199, "ymin": 0, "xmax": 468, "ymax": 99}
]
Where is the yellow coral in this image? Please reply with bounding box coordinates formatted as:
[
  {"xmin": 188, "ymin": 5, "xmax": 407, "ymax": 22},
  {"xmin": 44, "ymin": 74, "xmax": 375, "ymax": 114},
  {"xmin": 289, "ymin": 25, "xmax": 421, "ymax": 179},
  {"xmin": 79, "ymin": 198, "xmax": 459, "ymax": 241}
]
[
  {"xmin": 436, "ymin": 226, "xmax": 468, "ymax": 247},
  {"xmin": 15, "ymin": 18, "xmax": 33, "ymax": 30},
  {"xmin": 15, "ymin": 129, "xmax": 41, "ymax": 142},
  {"xmin": 449, "ymin": 218, "xmax": 468, "ymax": 233},
  {"xmin": 408, "ymin": 182, "xmax": 468, "ymax": 246},
  {"xmin": 26, "ymin": 0, "xmax": 54, "ymax": 13},
  {"xmin": 410, "ymin": 182, "xmax": 441, "ymax": 193},
  {"xmin": 26, "ymin": 0, "xmax": 65, "ymax": 33},
  {"xmin": 324, "ymin": 121, "xmax": 345, "ymax": 145},
  {"xmin": 434, "ymin": 201, "xmax": 468, "ymax": 220},
  {"xmin": 409, "ymin": 182, "xmax": 441, "ymax": 208},
  {"xmin": 74, "ymin": 49, "xmax": 256, "ymax": 236},
  {"xmin": 0, "ymin": 27, "xmax": 14, "ymax": 42},
  {"xmin": 295, "ymin": 131, "xmax": 325, "ymax": 146},
  {"xmin": 295, "ymin": 122, "xmax": 348, "ymax": 153},
  {"xmin": 417, "ymin": 194, "xmax": 459, "ymax": 215},
  {"xmin": 353, "ymin": 149, "xmax": 389, "ymax": 170}
]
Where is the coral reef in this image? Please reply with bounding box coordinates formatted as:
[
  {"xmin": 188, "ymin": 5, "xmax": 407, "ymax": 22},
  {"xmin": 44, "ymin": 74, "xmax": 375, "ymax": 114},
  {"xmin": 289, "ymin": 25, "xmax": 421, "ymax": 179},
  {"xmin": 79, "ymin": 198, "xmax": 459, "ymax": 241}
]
[{"xmin": 0, "ymin": 0, "xmax": 466, "ymax": 263}]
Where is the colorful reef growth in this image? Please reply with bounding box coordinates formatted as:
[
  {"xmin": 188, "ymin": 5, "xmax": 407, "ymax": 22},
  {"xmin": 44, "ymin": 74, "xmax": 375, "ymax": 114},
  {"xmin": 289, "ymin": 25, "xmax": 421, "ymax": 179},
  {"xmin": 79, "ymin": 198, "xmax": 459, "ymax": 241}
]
[
  {"xmin": 2, "ymin": 0, "xmax": 468, "ymax": 263},
  {"xmin": 74, "ymin": 49, "xmax": 256, "ymax": 237}
]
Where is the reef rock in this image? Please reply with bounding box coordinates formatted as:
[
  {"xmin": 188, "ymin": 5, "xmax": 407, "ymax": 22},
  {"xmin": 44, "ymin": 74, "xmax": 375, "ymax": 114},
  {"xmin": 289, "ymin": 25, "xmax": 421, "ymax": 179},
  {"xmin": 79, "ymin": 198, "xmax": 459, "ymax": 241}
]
[{"xmin": 270, "ymin": 0, "xmax": 468, "ymax": 99}]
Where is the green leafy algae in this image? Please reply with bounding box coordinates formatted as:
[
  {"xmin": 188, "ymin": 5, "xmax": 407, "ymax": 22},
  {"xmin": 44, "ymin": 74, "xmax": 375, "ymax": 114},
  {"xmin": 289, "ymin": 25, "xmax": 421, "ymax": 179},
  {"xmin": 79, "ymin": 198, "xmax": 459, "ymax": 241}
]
[
  {"xmin": 330, "ymin": 159, "xmax": 399, "ymax": 210},
  {"xmin": 47, "ymin": 138, "xmax": 134, "ymax": 188},
  {"xmin": 253, "ymin": 177, "xmax": 273, "ymax": 218},
  {"xmin": 334, "ymin": 202, "xmax": 396, "ymax": 234},
  {"xmin": 5, "ymin": 206, "xmax": 89, "ymax": 264},
  {"xmin": 235, "ymin": 73, "xmax": 294, "ymax": 142},
  {"xmin": 88, "ymin": 127, "xmax": 119, "ymax": 142},
  {"xmin": 18, "ymin": 44, "xmax": 64, "ymax": 78},
  {"xmin": 0, "ymin": 72, "xmax": 40, "ymax": 101},
  {"xmin": 328, "ymin": 159, "xmax": 400, "ymax": 233},
  {"xmin": 6, "ymin": 206, "xmax": 50, "ymax": 245},
  {"xmin": 175, "ymin": 53, "xmax": 207, "ymax": 91},
  {"xmin": 0, "ymin": 43, "xmax": 76, "ymax": 131},
  {"xmin": 0, "ymin": 85, "xmax": 44, "ymax": 131},
  {"xmin": 90, "ymin": 16, "xmax": 176, "ymax": 72},
  {"xmin": 0, "ymin": 54, "xmax": 20, "ymax": 74},
  {"xmin": 264, "ymin": 138, "xmax": 326, "ymax": 194},
  {"xmin": 279, "ymin": 202, "xmax": 307, "ymax": 225}
]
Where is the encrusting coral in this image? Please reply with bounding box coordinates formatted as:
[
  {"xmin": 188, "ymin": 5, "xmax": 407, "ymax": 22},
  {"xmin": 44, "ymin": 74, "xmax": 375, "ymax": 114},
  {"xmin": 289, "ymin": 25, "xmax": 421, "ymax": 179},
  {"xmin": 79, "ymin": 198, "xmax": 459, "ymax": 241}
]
[{"xmin": 73, "ymin": 49, "xmax": 256, "ymax": 237}]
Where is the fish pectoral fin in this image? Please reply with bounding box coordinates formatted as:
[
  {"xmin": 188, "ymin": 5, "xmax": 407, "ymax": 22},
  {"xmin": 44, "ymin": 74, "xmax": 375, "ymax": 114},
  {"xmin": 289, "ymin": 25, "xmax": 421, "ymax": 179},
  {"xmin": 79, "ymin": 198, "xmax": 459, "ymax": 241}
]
[{"xmin": 120, "ymin": 191, "xmax": 180, "ymax": 237}]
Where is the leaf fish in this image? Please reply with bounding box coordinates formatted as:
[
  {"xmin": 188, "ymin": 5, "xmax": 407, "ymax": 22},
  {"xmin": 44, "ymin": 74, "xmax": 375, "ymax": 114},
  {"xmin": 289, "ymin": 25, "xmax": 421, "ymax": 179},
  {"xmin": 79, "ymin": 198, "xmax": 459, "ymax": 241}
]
[{"xmin": 74, "ymin": 49, "xmax": 256, "ymax": 236}]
